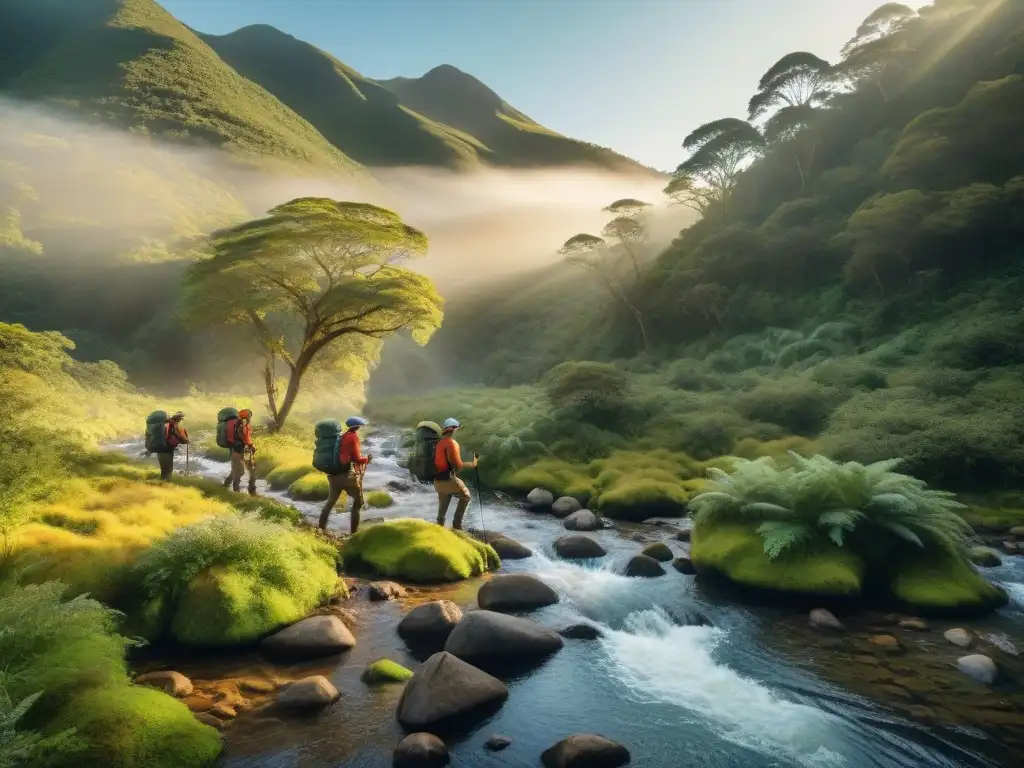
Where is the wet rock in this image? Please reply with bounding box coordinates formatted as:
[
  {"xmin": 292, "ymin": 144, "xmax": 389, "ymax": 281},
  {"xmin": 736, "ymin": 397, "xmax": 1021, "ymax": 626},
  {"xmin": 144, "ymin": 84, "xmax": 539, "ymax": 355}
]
[
  {"xmin": 551, "ymin": 496, "xmax": 582, "ymax": 518},
  {"xmin": 541, "ymin": 734, "xmax": 630, "ymax": 768},
  {"xmin": 236, "ymin": 677, "xmax": 278, "ymax": 695},
  {"xmin": 559, "ymin": 623, "xmax": 603, "ymax": 640},
  {"xmin": 899, "ymin": 618, "xmax": 929, "ymax": 631},
  {"xmin": 1010, "ymin": 526, "xmax": 1024, "ymax": 537},
  {"xmin": 387, "ymin": 480, "xmax": 413, "ymax": 493},
  {"xmin": 485, "ymin": 735, "xmax": 512, "ymax": 751},
  {"xmin": 624, "ymin": 554, "xmax": 665, "ymax": 578},
  {"xmin": 488, "ymin": 535, "xmax": 533, "ymax": 560},
  {"xmin": 870, "ymin": 635, "xmax": 901, "ymax": 652},
  {"xmin": 396, "ymin": 652, "xmax": 509, "ymax": 732},
  {"xmin": 527, "ymin": 488, "xmax": 555, "ymax": 509},
  {"xmin": 478, "ymin": 573, "xmax": 559, "ymax": 612},
  {"xmin": 630, "ymin": 533, "xmax": 648, "ymax": 543},
  {"xmin": 809, "ymin": 608, "xmax": 844, "ymax": 632},
  {"xmin": 564, "ymin": 509, "xmax": 600, "ymax": 532},
  {"xmin": 554, "ymin": 535, "xmax": 607, "ymax": 560},
  {"xmin": 134, "ymin": 670, "xmax": 193, "ymax": 698},
  {"xmin": 398, "ymin": 601, "xmax": 463, "ymax": 643},
  {"xmin": 182, "ymin": 696, "xmax": 214, "ymax": 713},
  {"xmin": 445, "ymin": 610, "xmax": 563, "ymax": 664},
  {"xmin": 210, "ymin": 703, "xmax": 237, "ymax": 719},
  {"xmin": 944, "ymin": 628, "xmax": 974, "ymax": 648},
  {"xmin": 261, "ymin": 615, "xmax": 356, "ymax": 660},
  {"xmin": 393, "ymin": 732, "xmax": 449, "ymax": 767},
  {"xmin": 640, "ymin": 542, "xmax": 673, "ymax": 562},
  {"xmin": 194, "ymin": 712, "xmax": 225, "ymax": 730},
  {"xmin": 676, "ymin": 528, "xmax": 692, "ymax": 542},
  {"xmin": 276, "ymin": 676, "xmax": 339, "ymax": 710},
  {"xmin": 370, "ymin": 581, "xmax": 408, "ymax": 601},
  {"xmin": 672, "ymin": 556, "xmax": 697, "ymax": 575},
  {"xmin": 1001, "ymin": 540, "xmax": 1018, "ymax": 554},
  {"xmin": 957, "ymin": 654, "xmax": 998, "ymax": 684},
  {"xmin": 968, "ymin": 546, "xmax": 1002, "ymax": 567}
]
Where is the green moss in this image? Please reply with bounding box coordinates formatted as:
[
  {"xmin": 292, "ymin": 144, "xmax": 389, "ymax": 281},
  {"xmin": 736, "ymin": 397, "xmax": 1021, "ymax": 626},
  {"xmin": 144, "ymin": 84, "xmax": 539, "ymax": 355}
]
[
  {"xmin": 52, "ymin": 685, "xmax": 222, "ymax": 768},
  {"xmin": 597, "ymin": 478, "xmax": 690, "ymax": 520},
  {"xmin": 134, "ymin": 517, "xmax": 340, "ymax": 646},
  {"xmin": 341, "ymin": 518, "xmax": 500, "ymax": 583},
  {"xmin": 963, "ymin": 506, "xmax": 1024, "ymax": 531},
  {"xmin": 170, "ymin": 475, "xmax": 300, "ymax": 524},
  {"xmin": 201, "ymin": 444, "xmax": 231, "ymax": 462},
  {"xmin": 265, "ymin": 462, "xmax": 315, "ymax": 490},
  {"xmin": 288, "ymin": 472, "xmax": 331, "ymax": 501},
  {"xmin": 365, "ymin": 490, "xmax": 394, "ymax": 508},
  {"xmin": 691, "ymin": 521, "xmax": 864, "ymax": 598},
  {"xmin": 502, "ymin": 459, "xmax": 592, "ymax": 501},
  {"xmin": 888, "ymin": 548, "xmax": 1008, "ymax": 617},
  {"xmin": 968, "ymin": 546, "xmax": 1002, "ymax": 567},
  {"xmin": 361, "ymin": 658, "xmax": 413, "ymax": 684}
]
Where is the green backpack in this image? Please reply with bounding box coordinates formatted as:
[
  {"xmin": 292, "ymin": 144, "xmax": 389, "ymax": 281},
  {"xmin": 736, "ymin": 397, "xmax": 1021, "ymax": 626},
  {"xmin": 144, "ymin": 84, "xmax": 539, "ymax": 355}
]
[
  {"xmin": 312, "ymin": 419, "xmax": 344, "ymax": 475},
  {"xmin": 215, "ymin": 407, "xmax": 239, "ymax": 450},
  {"xmin": 409, "ymin": 421, "xmax": 442, "ymax": 483},
  {"xmin": 145, "ymin": 410, "xmax": 169, "ymax": 453}
]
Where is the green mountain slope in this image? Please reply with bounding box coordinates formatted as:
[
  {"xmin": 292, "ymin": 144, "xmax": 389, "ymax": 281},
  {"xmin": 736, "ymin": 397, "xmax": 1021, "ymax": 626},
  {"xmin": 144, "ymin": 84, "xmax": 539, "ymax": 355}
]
[
  {"xmin": 0, "ymin": 0, "xmax": 363, "ymax": 173},
  {"xmin": 378, "ymin": 65, "xmax": 647, "ymax": 171},
  {"xmin": 200, "ymin": 25, "xmax": 485, "ymax": 169}
]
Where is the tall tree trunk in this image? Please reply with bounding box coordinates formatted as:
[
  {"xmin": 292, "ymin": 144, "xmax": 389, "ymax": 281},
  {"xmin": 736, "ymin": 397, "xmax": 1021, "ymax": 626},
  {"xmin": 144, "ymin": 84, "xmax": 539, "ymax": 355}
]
[
  {"xmin": 271, "ymin": 367, "xmax": 303, "ymax": 432},
  {"xmin": 263, "ymin": 353, "xmax": 279, "ymax": 421}
]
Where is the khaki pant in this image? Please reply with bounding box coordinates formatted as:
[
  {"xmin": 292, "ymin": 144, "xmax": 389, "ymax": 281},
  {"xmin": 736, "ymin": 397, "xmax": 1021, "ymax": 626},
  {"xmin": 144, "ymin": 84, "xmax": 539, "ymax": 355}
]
[
  {"xmin": 158, "ymin": 452, "xmax": 174, "ymax": 481},
  {"xmin": 434, "ymin": 476, "xmax": 470, "ymax": 530},
  {"xmin": 319, "ymin": 471, "xmax": 364, "ymax": 533},
  {"xmin": 223, "ymin": 452, "xmax": 256, "ymax": 493}
]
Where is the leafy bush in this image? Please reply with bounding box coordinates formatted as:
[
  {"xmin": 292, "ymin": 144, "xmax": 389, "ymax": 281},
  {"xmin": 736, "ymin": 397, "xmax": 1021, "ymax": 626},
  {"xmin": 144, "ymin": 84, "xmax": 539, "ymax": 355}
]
[
  {"xmin": 691, "ymin": 453, "xmax": 972, "ymax": 560},
  {"xmin": 341, "ymin": 518, "xmax": 499, "ymax": 583},
  {"xmin": 737, "ymin": 379, "xmax": 836, "ymax": 435},
  {"xmin": 365, "ymin": 491, "xmax": 394, "ymax": 508},
  {"xmin": 132, "ymin": 516, "xmax": 340, "ymax": 646},
  {"xmin": 543, "ymin": 361, "xmax": 632, "ymax": 427}
]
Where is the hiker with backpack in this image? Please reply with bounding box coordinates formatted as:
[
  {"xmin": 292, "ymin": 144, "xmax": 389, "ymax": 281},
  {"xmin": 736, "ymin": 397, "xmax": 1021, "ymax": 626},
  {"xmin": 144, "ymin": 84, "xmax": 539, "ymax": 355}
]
[
  {"xmin": 315, "ymin": 416, "xmax": 371, "ymax": 533},
  {"xmin": 433, "ymin": 417, "xmax": 477, "ymax": 530},
  {"xmin": 145, "ymin": 410, "xmax": 189, "ymax": 481},
  {"xmin": 218, "ymin": 408, "xmax": 257, "ymax": 494}
]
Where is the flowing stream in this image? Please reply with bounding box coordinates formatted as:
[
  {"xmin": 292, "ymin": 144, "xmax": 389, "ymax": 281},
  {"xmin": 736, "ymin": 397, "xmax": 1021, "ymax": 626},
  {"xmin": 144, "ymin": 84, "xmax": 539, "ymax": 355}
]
[{"xmin": 115, "ymin": 430, "xmax": 1024, "ymax": 768}]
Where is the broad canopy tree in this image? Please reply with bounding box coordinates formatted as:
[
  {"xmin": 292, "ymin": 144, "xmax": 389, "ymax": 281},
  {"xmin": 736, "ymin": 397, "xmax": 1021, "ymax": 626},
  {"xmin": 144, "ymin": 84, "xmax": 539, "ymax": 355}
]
[
  {"xmin": 665, "ymin": 118, "xmax": 765, "ymax": 214},
  {"xmin": 181, "ymin": 197, "xmax": 442, "ymax": 431}
]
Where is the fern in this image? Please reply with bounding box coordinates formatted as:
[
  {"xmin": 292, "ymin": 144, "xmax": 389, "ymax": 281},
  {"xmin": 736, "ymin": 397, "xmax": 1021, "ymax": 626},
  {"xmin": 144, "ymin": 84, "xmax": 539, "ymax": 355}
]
[{"xmin": 757, "ymin": 521, "xmax": 812, "ymax": 558}]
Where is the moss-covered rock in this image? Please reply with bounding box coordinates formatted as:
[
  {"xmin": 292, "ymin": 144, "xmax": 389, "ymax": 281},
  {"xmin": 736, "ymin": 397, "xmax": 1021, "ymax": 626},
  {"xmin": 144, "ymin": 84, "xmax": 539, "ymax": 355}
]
[
  {"xmin": 266, "ymin": 463, "xmax": 315, "ymax": 491},
  {"xmin": 53, "ymin": 685, "xmax": 222, "ymax": 768},
  {"xmin": 341, "ymin": 518, "xmax": 500, "ymax": 583},
  {"xmin": 888, "ymin": 548, "xmax": 1008, "ymax": 618},
  {"xmin": 201, "ymin": 444, "xmax": 231, "ymax": 462},
  {"xmin": 690, "ymin": 521, "xmax": 864, "ymax": 600},
  {"xmin": 288, "ymin": 472, "xmax": 331, "ymax": 501},
  {"xmin": 362, "ymin": 658, "xmax": 414, "ymax": 684},
  {"xmin": 968, "ymin": 546, "xmax": 1002, "ymax": 567},
  {"xmin": 366, "ymin": 490, "xmax": 394, "ymax": 508},
  {"xmin": 135, "ymin": 517, "xmax": 341, "ymax": 646},
  {"xmin": 597, "ymin": 478, "xmax": 690, "ymax": 520}
]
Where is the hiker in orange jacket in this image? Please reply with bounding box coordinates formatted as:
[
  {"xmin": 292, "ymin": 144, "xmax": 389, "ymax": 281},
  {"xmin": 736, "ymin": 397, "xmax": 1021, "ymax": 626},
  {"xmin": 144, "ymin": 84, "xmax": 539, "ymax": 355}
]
[
  {"xmin": 223, "ymin": 408, "xmax": 257, "ymax": 494},
  {"xmin": 159, "ymin": 411, "xmax": 189, "ymax": 481},
  {"xmin": 433, "ymin": 417, "xmax": 477, "ymax": 530},
  {"xmin": 319, "ymin": 416, "xmax": 371, "ymax": 534}
]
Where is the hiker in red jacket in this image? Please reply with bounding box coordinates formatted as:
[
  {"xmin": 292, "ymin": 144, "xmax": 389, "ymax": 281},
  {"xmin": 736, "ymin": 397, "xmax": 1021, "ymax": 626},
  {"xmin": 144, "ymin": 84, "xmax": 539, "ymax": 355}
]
[{"xmin": 319, "ymin": 416, "xmax": 371, "ymax": 533}]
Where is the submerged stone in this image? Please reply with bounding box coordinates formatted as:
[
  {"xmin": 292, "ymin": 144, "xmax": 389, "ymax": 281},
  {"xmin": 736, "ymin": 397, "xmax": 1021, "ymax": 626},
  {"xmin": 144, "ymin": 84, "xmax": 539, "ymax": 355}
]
[
  {"xmin": 541, "ymin": 734, "xmax": 630, "ymax": 768},
  {"xmin": 672, "ymin": 556, "xmax": 697, "ymax": 575},
  {"xmin": 394, "ymin": 732, "xmax": 449, "ymax": 767},
  {"xmin": 640, "ymin": 542, "xmax": 673, "ymax": 562},
  {"xmin": 944, "ymin": 628, "xmax": 973, "ymax": 648},
  {"xmin": 957, "ymin": 654, "xmax": 997, "ymax": 684}
]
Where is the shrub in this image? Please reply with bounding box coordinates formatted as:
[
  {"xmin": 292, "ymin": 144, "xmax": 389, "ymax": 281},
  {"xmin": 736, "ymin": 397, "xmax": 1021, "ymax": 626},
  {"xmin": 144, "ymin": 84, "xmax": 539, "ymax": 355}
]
[
  {"xmin": 365, "ymin": 491, "xmax": 394, "ymax": 508},
  {"xmin": 690, "ymin": 453, "xmax": 972, "ymax": 561},
  {"xmin": 341, "ymin": 518, "xmax": 499, "ymax": 583},
  {"xmin": 736, "ymin": 379, "xmax": 835, "ymax": 435},
  {"xmin": 288, "ymin": 472, "xmax": 331, "ymax": 501},
  {"xmin": 265, "ymin": 463, "xmax": 314, "ymax": 491},
  {"xmin": 543, "ymin": 361, "xmax": 631, "ymax": 426},
  {"xmin": 930, "ymin": 313, "xmax": 1024, "ymax": 369},
  {"xmin": 133, "ymin": 516, "xmax": 340, "ymax": 646}
]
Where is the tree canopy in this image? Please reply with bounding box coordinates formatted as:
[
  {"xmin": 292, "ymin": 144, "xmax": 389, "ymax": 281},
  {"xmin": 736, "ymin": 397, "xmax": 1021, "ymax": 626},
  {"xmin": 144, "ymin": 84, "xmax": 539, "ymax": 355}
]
[{"xmin": 182, "ymin": 197, "xmax": 442, "ymax": 429}]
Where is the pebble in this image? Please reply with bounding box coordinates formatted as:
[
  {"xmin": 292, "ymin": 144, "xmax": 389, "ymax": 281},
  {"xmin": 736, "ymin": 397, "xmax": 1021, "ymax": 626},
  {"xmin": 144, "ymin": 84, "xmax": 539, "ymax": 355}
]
[
  {"xmin": 898, "ymin": 618, "xmax": 929, "ymax": 631},
  {"xmin": 485, "ymin": 735, "xmax": 512, "ymax": 751},
  {"xmin": 957, "ymin": 654, "xmax": 998, "ymax": 685},
  {"xmin": 809, "ymin": 608, "xmax": 844, "ymax": 632},
  {"xmin": 870, "ymin": 634, "xmax": 901, "ymax": 651},
  {"xmin": 944, "ymin": 628, "xmax": 973, "ymax": 648}
]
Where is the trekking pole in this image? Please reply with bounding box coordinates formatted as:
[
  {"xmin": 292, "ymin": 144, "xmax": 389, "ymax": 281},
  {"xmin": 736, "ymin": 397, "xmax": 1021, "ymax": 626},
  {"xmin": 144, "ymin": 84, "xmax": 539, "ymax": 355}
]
[
  {"xmin": 474, "ymin": 454, "xmax": 486, "ymax": 535},
  {"xmin": 184, "ymin": 443, "xmax": 190, "ymax": 477}
]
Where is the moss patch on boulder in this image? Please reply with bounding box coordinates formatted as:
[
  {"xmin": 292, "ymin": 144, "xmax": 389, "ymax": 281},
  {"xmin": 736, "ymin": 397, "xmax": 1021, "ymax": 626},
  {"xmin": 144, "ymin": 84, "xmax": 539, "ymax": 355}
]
[
  {"xmin": 53, "ymin": 685, "xmax": 222, "ymax": 768},
  {"xmin": 691, "ymin": 521, "xmax": 864, "ymax": 599},
  {"xmin": 288, "ymin": 472, "xmax": 331, "ymax": 501},
  {"xmin": 341, "ymin": 518, "xmax": 500, "ymax": 583},
  {"xmin": 266, "ymin": 463, "xmax": 315, "ymax": 491},
  {"xmin": 135, "ymin": 517, "xmax": 341, "ymax": 646},
  {"xmin": 888, "ymin": 548, "xmax": 1008, "ymax": 617},
  {"xmin": 362, "ymin": 658, "xmax": 414, "ymax": 684},
  {"xmin": 366, "ymin": 490, "xmax": 394, "ymax": 508}
]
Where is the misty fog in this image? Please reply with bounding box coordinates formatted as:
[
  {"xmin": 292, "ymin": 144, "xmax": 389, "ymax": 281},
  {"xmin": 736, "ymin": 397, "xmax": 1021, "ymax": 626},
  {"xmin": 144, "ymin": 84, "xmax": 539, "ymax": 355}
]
[{"xmin": 1, "ymin": 97, "xmax": 692, "ymax": 292}]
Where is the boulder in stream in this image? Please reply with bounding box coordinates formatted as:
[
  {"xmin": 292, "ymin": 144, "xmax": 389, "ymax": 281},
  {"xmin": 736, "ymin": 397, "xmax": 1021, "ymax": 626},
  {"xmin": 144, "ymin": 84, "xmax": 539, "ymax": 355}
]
[
  {"xmin": 393, "ymin": 732, "xmax": 449, "ymax": 768},
  {"xmin": 957, "ymin": 654, "xmax": 998, "ymax": 684},
  {"xmin": 445, "ymin": 610, "xmax": 563, "ymax": 664},
  {"xmin": 564, "ymin": 510, "xmax": 600, "ymax": 532},
  {"xmin": 477, "ymin": 573, "xmax": 559, "ymax": 612},
  {"xmin": 551, "ymin": 496, "xmax": 582, "ymax": 518},
  {"xmin": 261, "ymin": 615, "xmax": 356, "ymax": 660},
  {"xmin": 559, "ymin": 623, "xmax": 603, "ymax": 640},
  {"xmin": 470, "ymin": 532, "xmax": 533, "ymax": 560},
  {"xmin": 554, "ymin": 535, "xmax": 607, "ymax": 560},
  {"xmin": 369, "ymin": 581, "xmax": 408, "ymax": 601},
  {"xmin": 640, "ymin": 542, "xmax": 673, "ymax": 562},
  {"xmin": 527, "ymin": 488, "xmax": 555, "ymax": 510},
  {"xmin": 672, "ymin": 556, "xmax": 696, "ymax": 575},
  {"xmin": 944, "ymin": 628, "xmax": 974, "ymax": 648},
  {"xmin": 134, "ymin": 670, "xmax": 193, "ymax": 698},
  {"xmin": 624, "ymin": 554, "xmax": 665, "ymax": 578},
  {"xmin": 968, "ymin": 546, "xmax": 1002, "ymax": 567},
  {"xmin": 398, "ymin": 600, "xmax": 463, "ymax": 643},
  {"xmin": 396, "ymin": 652, "xmax": 509, "ymax": 733},
  {"xmin": 809, "ymin": 608, "xmax": 844, "ymax": 632},
  {"xmin": 276, "ymin": 676, "xmax": 340, "ymax": 710},
  {"xmin": 541, "ymin": 734, "xmax": 631, "ymax": 768},
  {"xmin": 485, "ymin": 734, "xmax": 512, "ymax": 751}
]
